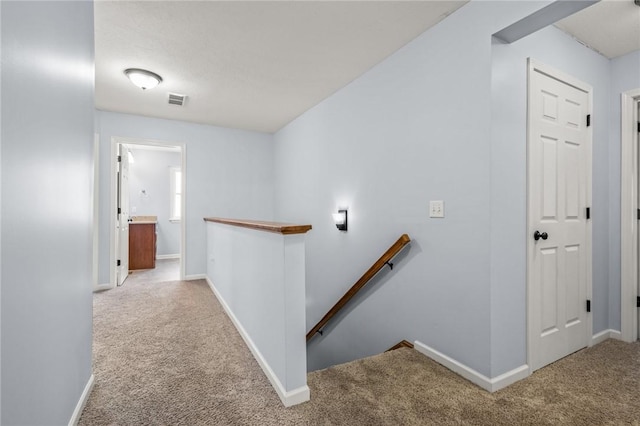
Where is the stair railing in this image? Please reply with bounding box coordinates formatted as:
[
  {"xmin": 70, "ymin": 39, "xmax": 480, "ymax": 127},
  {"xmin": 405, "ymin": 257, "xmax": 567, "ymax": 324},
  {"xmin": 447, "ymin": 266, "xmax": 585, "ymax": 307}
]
[{"xmin": 306, "ymin": 234, "xmax": 411, "ymax": 342}]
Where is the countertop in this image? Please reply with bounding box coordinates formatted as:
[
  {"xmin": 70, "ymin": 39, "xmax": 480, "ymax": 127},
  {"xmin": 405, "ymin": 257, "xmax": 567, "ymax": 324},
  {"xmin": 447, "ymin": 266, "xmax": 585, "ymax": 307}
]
[{"xmin": 130, "ymin": 215, "xmax": 157, "ymax": 225}]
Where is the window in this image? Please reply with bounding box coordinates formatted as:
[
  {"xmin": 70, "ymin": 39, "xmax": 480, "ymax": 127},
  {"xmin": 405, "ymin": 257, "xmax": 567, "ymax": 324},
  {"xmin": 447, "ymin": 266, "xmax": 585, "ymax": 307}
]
[{"xmin": 169, "ymin": 167, "xmax": 182, "ymax": 221}]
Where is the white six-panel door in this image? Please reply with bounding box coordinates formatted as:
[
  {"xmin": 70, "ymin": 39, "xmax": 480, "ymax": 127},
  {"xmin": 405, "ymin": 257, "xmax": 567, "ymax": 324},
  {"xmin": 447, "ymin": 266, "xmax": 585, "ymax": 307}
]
[{"xmin": 528, "ymin": 60, "xmax": 592, "ymax": 372}]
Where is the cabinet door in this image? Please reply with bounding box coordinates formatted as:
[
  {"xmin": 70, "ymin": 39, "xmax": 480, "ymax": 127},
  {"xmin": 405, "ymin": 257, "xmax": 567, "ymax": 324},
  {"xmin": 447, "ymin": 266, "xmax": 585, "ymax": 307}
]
[{"xmin": 129, "ymin": 224, "xmax": 156, "ymax": 270}]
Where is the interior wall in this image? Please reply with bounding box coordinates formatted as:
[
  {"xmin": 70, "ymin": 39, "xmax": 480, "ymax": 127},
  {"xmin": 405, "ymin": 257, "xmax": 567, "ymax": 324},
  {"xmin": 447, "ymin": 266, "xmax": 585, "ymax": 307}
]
[
  {"xmin": 490, "ymin": 24, "xmax": 611, "ymax": 376},
  {"xmin": 274, "ymin": 1, "xmax": 549, "ymax": 376},
  {"xmin": 128, "ymin": 147, "xmax": 181, "ymax": 257},
  {"xmin": 1, "ymin": 1, "xmax": 94, "ymax": 424},
  {"xmin": 96, "ymin": 111, "xmax": 274, "ymax": 283},
  {"xmin": 274, "ymin": 0, "xmax": 629, "ymax": 377},
  {"xmin": 609, "ymin": 49, "xmax": 640, "ymax": 330}
]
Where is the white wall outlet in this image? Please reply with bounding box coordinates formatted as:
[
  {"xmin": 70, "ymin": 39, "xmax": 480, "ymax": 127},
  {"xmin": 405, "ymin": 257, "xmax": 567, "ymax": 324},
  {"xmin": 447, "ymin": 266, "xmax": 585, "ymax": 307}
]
[{"xmin": 429, "ymin": 200, "xmax": 444, "ymax": 218}]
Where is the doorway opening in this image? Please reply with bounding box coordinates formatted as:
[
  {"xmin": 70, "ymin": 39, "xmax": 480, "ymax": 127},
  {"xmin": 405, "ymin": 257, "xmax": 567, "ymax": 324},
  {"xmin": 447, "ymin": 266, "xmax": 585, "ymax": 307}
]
[
  {"xmin": 110, "ymin": 137, "xmax": 186, "ymax": 288},
  {"xmin": 620, "ymin": 88, "xmax": 640, "ymax": 342}
]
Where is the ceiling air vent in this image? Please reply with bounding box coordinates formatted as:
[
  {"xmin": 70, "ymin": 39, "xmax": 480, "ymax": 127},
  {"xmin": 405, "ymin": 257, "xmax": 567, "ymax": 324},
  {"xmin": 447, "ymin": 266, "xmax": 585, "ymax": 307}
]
[{"xmin": 168, "ymin": 93, "xmax": 186, "ymax": 106}]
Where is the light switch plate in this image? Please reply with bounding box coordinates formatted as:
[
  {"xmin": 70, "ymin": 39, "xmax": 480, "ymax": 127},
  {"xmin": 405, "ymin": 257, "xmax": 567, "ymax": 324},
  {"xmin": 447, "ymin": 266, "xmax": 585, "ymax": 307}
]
[{"xmin": 429, "ymin": 200, "xmax": 444, "ymax": 218}]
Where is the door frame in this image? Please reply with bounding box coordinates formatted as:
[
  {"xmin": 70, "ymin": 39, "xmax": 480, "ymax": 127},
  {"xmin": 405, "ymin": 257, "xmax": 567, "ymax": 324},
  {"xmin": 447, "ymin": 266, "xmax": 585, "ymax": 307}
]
[
  {"xmin": 92, "ymin": 133, "xmax": 101, "ymax": 291},
  {"xmin": 526, "ymin": 58, "xmax": 593, "ymax": 373},
  {"xmin": 620, "ymin": 88, "xmax": 640, "ymax": 342},
  {"xmin": 109, "ymin": 136, "xmax": 187, "ymax": 287},
  {"xmin": 115, "ymin": 142, "xmax": 131, "ymax": 286}
]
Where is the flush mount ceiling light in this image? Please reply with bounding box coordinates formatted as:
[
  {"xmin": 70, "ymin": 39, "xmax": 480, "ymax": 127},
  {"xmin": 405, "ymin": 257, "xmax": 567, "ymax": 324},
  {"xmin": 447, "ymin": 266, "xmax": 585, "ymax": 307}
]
[{"xmin": 123, "ymin": 68, "xmax": 163, "ymax": 90}]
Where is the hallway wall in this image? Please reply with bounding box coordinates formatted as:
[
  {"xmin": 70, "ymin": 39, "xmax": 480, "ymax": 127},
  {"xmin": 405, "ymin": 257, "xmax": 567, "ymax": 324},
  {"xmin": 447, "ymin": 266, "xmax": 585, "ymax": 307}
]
[
  {"xmin": 1, "ymin": 2, "xmax": 95, "ymax": 423},
  {"xmin": 274, "ymin": 0, "xmax": 619, "ymax": 378},
  {"xmin": 96, "ymin": 111, "xmax": 274, "ymax": 283}
]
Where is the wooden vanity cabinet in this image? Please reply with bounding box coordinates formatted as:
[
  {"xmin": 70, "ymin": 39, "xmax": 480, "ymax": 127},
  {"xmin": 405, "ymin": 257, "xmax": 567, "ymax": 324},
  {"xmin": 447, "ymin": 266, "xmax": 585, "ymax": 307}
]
[{"xmin": 129, "ymin": 223, "xmax": 156, "ymax": 270}]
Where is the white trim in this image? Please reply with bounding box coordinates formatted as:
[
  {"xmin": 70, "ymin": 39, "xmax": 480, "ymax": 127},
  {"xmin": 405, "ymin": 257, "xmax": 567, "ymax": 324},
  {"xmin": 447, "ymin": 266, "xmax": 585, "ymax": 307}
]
[
  {"xmin": 205, "ymin": 276, "xmax": 310, "ymax": 407},
  {"xmin": 591, "ymin": 329, "xmax": 611, "ymax": 345},
  {"xmin": 156, "ymin": 253, "xmax": 180, "ymax": 260},
  {"xmin": 93, "ymin": 283, "xmax": 112, "ymax": 293},
  {"xmin": 110, "ymin": 137, "xmax": 187, "ymax": 286},
  {"xmin": 526, "ymin": 58, "xmax": 593, "ymax": 372},
  {"xmin": 609, "ymin": 330, "xmax": 623, "ymax": 341},
  {"xmin": 413, "ymin": 341, "xmax": 529, "ymax": 392},
  {"xmin": 180, "ymin": 143, "xmax": 186, "ymax": 281},
  {"xmin": 109, "ymin": 140, "xmax": 117, "ymax": 289},
  {"xmin": 490, "ymin": 364, "xmax": 530, "ymax": 392},
  {"xmin": 92, "ymin": 134, "xmax": 100, "ymax": 292},
  {"xmin": 529, "ymin": 58, "xmax": 593, "ymax": 94},
  {"xmin": 591, "ymin": 329, "xmax": 623, "ymax": 346},
  {"xmin": 169, "ymin": 166, "xmax": 182, "ymax": 221},
  {"xmin": 620, "ymin": 88, "xmax": 640, "ymax": 343},
  {"xmin": 185, "ymin": 274, "xmax": 206, "ymax": 281},
  {"xmin": 68, "ymin": 374, "xmax": 94, "ymax": 426}
]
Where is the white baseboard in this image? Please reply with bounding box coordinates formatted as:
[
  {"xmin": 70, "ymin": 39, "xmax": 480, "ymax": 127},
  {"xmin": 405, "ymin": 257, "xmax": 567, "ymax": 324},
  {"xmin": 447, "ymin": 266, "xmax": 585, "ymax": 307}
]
[
  {"xmin": 591, "ymin": 329, "xmax": 623, "ymax": 345},
  {"xmin": 489, "ymin": 363, "xmax": 530, "ymax": 392},
  {"xmin": 205, "ymin": 276, "xmax": 310, "ymax": 407},
  {"xmin": 185, "ymin": 274, "xmax": 206, "ymax": 281},
  {"xmin": 68, "ymin": 373, "xmax": 94, "ymax": 426},
  {"xmin": 156, "ymin": 253, "xmax": 180, "ymax": 260},
  {"xmin": 414, "ymin": 341, "xmax": 529, "ymax": 392},
  {"xmin": 609, "ymin": 330, "xmax": 623, "ymax": 340},
  {"xmin": 93, "ymin": 283, "xmax": 112, "ymax": 293}
]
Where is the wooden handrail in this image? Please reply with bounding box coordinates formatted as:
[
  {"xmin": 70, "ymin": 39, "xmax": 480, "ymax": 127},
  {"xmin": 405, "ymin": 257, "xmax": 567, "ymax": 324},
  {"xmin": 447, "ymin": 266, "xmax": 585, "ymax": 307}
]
[
  {"xmin": 306, "ymin": 234, "xmax": 411, "ymax": 342},
  {"xmin": 204, "ymin": 217, "xmax": 312, "ymax": 235}
]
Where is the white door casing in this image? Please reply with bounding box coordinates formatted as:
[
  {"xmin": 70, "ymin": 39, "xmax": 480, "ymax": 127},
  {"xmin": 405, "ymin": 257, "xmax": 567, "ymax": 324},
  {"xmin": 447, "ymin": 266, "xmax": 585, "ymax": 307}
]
[
  {"xmin": 117, "ymin": 144, "xmax": 130, "ymax": 286},
  {"xmin": 109, "ymin": 136, "xmax": 187, "ymax": 287},
  {"xmin": 527, "ymin": 59, "xmax": 592, "ymax": 372},
  {"xmin": 637, "ymin": 101, "xmax": 640, "ymax": 339},
  {"xmin": 620, "ymin": 89, "xmax": 640, "ymax": 343},
  {"xmin": 92, "ymin": 133, "xmax": 100, "ymax": 291}
]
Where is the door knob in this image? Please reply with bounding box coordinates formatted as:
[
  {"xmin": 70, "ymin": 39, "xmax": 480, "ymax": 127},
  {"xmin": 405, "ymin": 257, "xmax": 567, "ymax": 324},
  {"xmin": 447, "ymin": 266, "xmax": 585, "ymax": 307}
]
[{"xmin": 533, "ymin": 231, "xmax": 548, "ymax": 241}]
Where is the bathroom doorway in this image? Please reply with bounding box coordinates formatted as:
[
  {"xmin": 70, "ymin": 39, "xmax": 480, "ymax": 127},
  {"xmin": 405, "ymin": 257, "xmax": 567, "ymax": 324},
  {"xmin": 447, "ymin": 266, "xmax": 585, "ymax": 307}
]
[{"xmin": 110, "ymin": 137, "xmax": 186, "ymax": 287}]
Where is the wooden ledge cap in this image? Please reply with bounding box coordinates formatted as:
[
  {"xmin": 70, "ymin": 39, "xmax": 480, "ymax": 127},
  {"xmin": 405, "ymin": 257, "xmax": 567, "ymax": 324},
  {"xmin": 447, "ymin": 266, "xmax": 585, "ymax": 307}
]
[{"xmin": 204, "ymin": 217, "xmax": 312, "ymax": 235}]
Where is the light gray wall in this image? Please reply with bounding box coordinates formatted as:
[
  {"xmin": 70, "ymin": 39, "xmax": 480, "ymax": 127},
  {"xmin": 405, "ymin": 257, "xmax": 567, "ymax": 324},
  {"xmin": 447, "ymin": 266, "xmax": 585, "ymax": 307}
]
[
  {"xmin": 1, "ymin": 1, "xmax": 94, "ymax": 424},
  {"xmin": 275, "ymin": 1, "xmax": 549, "ymax": 376},
  {"xmin": 490, "ymin": 24, "xmax": 611, "ymax": 376},
  {"xmin": 609, "ymin": 49, "xmax": 640, "ymax": 331},
  {"xmin": 207, "ymin": 222, "xmax": 308, "ymax": 400},
  {"xmin": 96, "ymin": 111, "xmax": 274, "ymax": 283},
  {"xmin": 128, "ymin": 148, "xmax": 181, "ymax": 256},
  {"xmin": 274, "ymin": 0, "xmax": 619, "ymax": 377}
]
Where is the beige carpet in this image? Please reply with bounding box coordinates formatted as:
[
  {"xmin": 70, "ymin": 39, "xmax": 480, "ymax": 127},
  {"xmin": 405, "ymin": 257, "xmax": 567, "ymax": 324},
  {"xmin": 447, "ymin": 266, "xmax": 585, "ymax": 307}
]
[{"xmin": 79, "ymin": 279, "xmax": 640, "ymax": 425}]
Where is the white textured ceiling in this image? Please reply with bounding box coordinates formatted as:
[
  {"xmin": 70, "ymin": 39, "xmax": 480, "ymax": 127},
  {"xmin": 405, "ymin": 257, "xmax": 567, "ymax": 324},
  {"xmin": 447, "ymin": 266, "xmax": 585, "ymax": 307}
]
[
  {"xmin": 94, "ymin": 1, "xmax": 468, "ymax": 133},
  {"xmin": 555, "ymin": 0, "xmax": 640, "ymax": 59},
  {"xmin": 95, "ymin": 1, "xmax": 640, "ymax": 134}
]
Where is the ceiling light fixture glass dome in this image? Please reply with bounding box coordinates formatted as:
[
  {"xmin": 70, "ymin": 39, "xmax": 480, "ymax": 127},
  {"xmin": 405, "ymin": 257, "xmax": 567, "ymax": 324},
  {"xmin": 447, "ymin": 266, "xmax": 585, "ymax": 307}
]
[{"xmin": 124, "ymin": 68, "xmax": 163, "ymax": 90}]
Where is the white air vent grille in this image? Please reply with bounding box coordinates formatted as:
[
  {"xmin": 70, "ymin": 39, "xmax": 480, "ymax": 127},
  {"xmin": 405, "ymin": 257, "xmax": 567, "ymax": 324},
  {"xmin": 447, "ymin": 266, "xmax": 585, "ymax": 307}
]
[{"xmin": 168, "ymin": 93, "xmax": 186, "ymax": 106}]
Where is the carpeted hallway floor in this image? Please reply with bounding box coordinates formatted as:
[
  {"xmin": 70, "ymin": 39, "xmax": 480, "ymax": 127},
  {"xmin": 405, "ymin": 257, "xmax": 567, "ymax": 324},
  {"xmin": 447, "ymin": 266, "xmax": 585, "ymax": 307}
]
[{"xmin": 79, "ymin": 279, "xmax": 640, "ymax": 425}]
